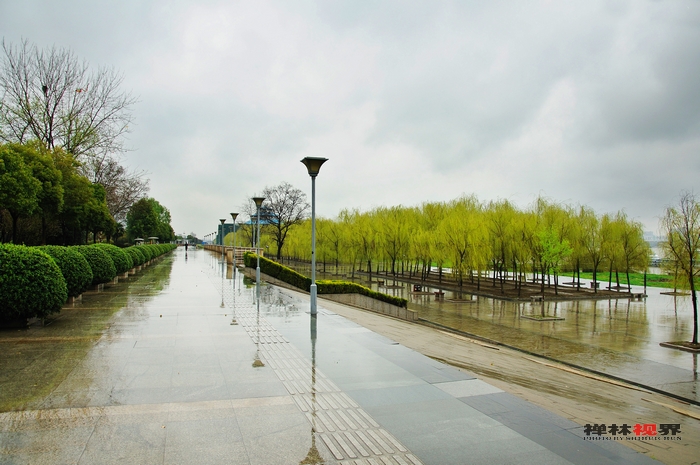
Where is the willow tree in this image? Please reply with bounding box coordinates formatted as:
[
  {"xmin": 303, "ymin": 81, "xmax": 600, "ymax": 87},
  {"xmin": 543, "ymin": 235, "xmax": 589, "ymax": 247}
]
[
  {"xmin": 538, "ymin": 226, "xmax": 573, "ymax": 296},
  {"xmin": 439, "ymin": 197, "xmax": 488, "ymax": 287},
  {"xmin": 579, "ymin": 207, "xmax": 606, "ymax": 293},
  {"xmin": 617, "ymin": 213, "xmax": 650, "ymax": 290},
  {"xmin": 661, "ymin": 192, "xmax": 700, "ymax": 345},
  {"xmin": 377, "ymin": 206, "xmax": 412, "ymax": 275},
  {"xmin": 487, "ymin": 199, "xmax": 517, "ymax": 292}
]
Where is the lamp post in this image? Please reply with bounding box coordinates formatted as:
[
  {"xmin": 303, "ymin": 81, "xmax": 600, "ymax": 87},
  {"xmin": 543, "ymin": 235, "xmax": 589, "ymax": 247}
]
[
  {"xmin": 230, "ymin": 212, "xmax": 239, "ymax": 272},
  {"xmin": 301, "ymin": 157, "xmax": 328, "ymax": 316},
  {"xmin": 252, "ymin": 197, "xmax": 265, "ymax": 293},
  {"xmin": 219, "ymin": 219, "xmax": 226, "ymax": 265}
]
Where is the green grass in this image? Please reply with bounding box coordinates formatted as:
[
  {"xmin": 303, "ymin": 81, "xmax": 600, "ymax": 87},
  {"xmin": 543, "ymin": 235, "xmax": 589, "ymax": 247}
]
[{"xmin": 559, "ymin": 271, "xmax": 679, "ymax": 289}]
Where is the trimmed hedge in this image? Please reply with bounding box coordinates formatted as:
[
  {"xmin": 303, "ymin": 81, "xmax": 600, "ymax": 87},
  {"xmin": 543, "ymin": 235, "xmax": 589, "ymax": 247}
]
[
  {"xmin": 124, "ymin": 246, "xmax": 146, "ymax": 267},
  {"xmin": 92, "ymin": 243, "xmax": 133, "ymax": 274},
  {"xmin": 38, "ymin": 246, "xmax": 93, "ymax": 297},
  {"xmin": 128, "ymin": 243, "xmax": 176, "ymax": 263},
  {"xmin": 0, "ymin": 244, "xmax": 68, "ymax": 322},
  {"xmin": 74, "ymin": 246, "xmax": 117, "ymax": 285},
  {"xmin": 139, "ymin": 245, "xmax": 155, "ymax": 261},
  {"xmin": 244, "ymin": 253, "xmax": 408, "ymax": 308}
]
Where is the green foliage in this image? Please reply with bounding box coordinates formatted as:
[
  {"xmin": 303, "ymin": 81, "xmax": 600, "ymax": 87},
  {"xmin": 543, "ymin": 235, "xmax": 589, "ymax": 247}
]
[
  {"xmin": 316, "ymin": 280, "xmax": 408, "ymax": 308},
  {"xmin": 244, "ymin": 253, "xmax": 408, "ymax": 308},
  {"xmin": 126, "ymin": 198, "xmax": 175, "ymax": 243},
  {"xmin": 74, "ymin": 246, "xmax": 116, "ymax": 285},
  {"xmin": 0, "ymin": 144, "xmax": 42, "ymax": 241},
  {"xmin": 133, "ymin": 243, "xmax": 176, "ymax": 262},
  {"xmin": 138, "ymin": 245, "xmax": 154, "ymax": 261},
  {"xmin": 92, "ymin": 243, "xmax": 132, "ymax": 274},
  {"xmin": 538, "ymin": 227, "xmax": 573, "ymax": 274},
  {"xmin": 0, "ymin": 244, "xmax": 67, "ymax": 321},
  {"xmin": 84, "ymin": 185, "xmax": 116, "ymax": 240},
  {"xmin": 37, "ymin": 246, "xmax": 92, "ymax": 297},
  {"xmin": 124, "ymin": 246, "xmax": 145, "ymax": 267}
]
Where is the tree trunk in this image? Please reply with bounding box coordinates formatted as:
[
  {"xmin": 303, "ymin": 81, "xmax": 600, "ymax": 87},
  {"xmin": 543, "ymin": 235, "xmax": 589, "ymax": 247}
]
[
  {"xmin": 689, "ymin": 256, "xmax": 698, "ymax": 345},
  {"xmin": 9, "ymin": 210, "xmax": 18, "ymax": 243},
  {"xmin": 593, "ymin": 265, "xmax": 598, "ymax": 293}
]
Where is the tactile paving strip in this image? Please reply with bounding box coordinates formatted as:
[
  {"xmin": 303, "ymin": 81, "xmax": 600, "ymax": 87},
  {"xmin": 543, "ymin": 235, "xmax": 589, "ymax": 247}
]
[{"xmin": 212, "ymin": 269, "xmax": 423, "ymax": 465}]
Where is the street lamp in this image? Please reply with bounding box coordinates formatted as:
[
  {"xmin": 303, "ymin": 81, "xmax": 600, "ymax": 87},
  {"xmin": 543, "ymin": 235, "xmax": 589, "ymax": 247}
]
[
  {"xmin": 219, "ymin": 219, "xmax": 226, "ymax": 265},
  {"xmin": 301, "ymin": 157, "xmax": 328, "ymax": 315},
  {"xmin": 252, "ymin": 197, "xmax": 265, "ymax": 291},
  {"xmin": 230, "ymin": 213, "xmax": 239, "ymax": 271}
]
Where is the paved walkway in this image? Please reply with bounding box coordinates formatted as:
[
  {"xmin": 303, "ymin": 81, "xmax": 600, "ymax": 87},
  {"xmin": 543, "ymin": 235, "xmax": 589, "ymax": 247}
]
[{"xmin": 0, "ymin": 249, "xmax": 661, "ymax": 464}]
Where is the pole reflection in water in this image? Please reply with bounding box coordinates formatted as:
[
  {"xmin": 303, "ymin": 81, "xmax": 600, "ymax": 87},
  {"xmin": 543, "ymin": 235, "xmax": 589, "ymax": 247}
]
[
  {"xmin": 230, "ymin": 264, "xmax": 238, "ymax": 326},
  {"xmin": 220, "ymin": 259, "xmax": 225, "ymax": 310},
  {"xmin": 300, "ymin": 315, "xmax": 322, "ymax": 465},
  {"xmin": 252, "ymin": 280, "xmax": 264, "ymax": 368}
]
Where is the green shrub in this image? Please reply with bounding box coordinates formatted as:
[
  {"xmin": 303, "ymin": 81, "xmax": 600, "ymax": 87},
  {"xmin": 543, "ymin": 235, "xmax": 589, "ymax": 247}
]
[
  {"xmin": 138, "ymin": 245, "xmax": 154, "ymax": 261},
  {"xmin": 124, "ymin": 246, "xmax": 145, "ymax": 267},
  {"xmin": 147, "ymin": 244, "xmax": 160, "ymax": 258},
  {"xmin": 92, "ymin": 243, "xmax": 133, "ymax": 274},
  {"xmin": 74, "ymin": 246, "xmax": 116, "ymax": 285},
  {"xmin": 38, "ymin": 246, "xmax": 92, "ymax": 297},
  {"xmin": 317, "ymin": 280, "xmax": 408, "ymax": 308},
  {"xmin": 243, "ymin": 253, "xmax": 408, "ymax": 308},
  {"xmin": 0, "ymin": 244, "xmax": 68, "ymax": 322}
]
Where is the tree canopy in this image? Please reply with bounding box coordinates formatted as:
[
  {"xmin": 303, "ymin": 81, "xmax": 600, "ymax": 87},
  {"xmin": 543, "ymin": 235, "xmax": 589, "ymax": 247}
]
[
  {"xmin": 126, "ymin": 198, "xmax": 174, "ymax": 243},
  {"xmin": 278, "ymin": 195, "xmax": 651, "ymax": 296}
]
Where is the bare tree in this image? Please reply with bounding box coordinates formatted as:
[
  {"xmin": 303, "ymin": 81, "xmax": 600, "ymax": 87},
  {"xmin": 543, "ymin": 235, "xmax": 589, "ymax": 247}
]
[
  {"xmin": 0, "ymin": 39, "xmax": 136, "ymax": 160},
  {"xmin": 262, "ymin": 182, "xmax": 309, "ymax": 260},
  {"xmin": 87, "ymin": 157, "xmax": 149, "ymax": 223},
  {"xmin": 1, "ymin": 39, "xmax": 144, "ymax": 223},
  {"xmin": 661, "ymin": 191, "xmax": 700, "ymax": 346}
]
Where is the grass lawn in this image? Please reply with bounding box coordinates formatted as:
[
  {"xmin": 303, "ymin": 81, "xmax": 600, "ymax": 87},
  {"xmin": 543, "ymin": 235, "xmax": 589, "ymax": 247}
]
[{"xmin": 559, "ymin": 271, "xmax": 682, "ymax": 289}]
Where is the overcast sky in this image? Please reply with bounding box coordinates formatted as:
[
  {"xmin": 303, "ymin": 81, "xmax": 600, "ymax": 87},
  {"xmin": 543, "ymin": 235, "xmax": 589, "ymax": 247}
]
[{"xmin": 2, "ymin": 1, "xmax": 699, "ymax": 237}]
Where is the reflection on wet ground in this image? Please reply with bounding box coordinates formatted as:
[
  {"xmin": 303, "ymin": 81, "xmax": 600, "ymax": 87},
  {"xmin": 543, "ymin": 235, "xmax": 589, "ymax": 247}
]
[
  {"xmin": 0, "ymin": 249, "xmax": 664, "ymax": 464},
  {"xmin": 287, "ymin": 263, "xmax": 700, "ymax": 404},
  {"xmin": 0, "ymin": 257, "xmax": 174, "ymax": 411}
]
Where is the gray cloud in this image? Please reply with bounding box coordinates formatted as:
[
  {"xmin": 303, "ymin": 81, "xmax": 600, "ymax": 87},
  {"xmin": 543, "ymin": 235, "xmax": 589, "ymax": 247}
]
[{"xmin": 2, "ymin": 0, "xmax": 699, "ymax": 236}]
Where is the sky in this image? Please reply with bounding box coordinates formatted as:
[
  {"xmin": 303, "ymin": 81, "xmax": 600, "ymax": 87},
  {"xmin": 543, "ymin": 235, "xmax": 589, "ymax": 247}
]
[{"xmin": 2, "ymin": 1, "xmax": 699, "ymax": 238}]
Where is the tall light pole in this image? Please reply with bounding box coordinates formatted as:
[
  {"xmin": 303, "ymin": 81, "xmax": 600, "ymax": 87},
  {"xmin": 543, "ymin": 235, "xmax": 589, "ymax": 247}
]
[
  {"xmin": 230, "ymin": 213, "xmax": 239, "ymax": 271},
  {"xmin": 301, "ymin": 157, "xmax": 328, "ymax": 316},
  {"xmin": 219, "ymin": 219, "xmax": 226, "ymax": 264},
  {"xmin": 252, "ymin": 197, "xmax": 265, "ymax": 292}
]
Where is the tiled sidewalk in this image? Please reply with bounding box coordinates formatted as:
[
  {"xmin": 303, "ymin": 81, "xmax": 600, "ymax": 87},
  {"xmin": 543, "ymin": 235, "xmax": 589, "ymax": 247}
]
[{"xmin": 0, "ymin": 249, "xmax": 660, "ymax": 464}]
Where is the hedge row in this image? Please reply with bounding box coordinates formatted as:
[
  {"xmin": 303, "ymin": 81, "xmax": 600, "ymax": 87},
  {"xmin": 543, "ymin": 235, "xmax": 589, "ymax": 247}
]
[
  {"xmin": 38, "ymin": 246, "xmax": 92, "ymax": 297},
  {"xmin": 0, "ymin": 244, "xmax": 67, "ymax": 322},
  {"xmin": 244, "ymin": 253, "xmax": 408, "ymax": 308},
  {"xmin": 0, "ymin": 243, "xmax": 177, "ymax": 324}
]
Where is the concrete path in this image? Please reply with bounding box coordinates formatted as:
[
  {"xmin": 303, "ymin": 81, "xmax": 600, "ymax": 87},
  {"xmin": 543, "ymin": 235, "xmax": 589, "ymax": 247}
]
[{"xmin": 0, "ymin": 249, "xmax": 662, "ymax": 464}]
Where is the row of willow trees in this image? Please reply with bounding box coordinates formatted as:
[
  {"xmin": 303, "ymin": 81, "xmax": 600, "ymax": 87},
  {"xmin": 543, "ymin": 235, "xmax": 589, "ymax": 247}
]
[{"xmin": 272, "ymin": 196, "xmax": 650, "ymax": 293}]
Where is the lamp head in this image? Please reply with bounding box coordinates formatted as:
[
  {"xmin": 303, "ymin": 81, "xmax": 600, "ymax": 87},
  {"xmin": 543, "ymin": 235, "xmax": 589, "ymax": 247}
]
[
  {"xmin": 301, "ymin": 157, "xmax": 328, "ymax": 178},
  {"xmin": 219, "ymin": 218, "xmax": 226, "ymax": 225},
  {"xmin": 230, "ymin": 212, "xmax": 239, "ymax": 222},
  {"xmin": 252, "ymin": 197, "xmax": 265, "ymax": 208}
]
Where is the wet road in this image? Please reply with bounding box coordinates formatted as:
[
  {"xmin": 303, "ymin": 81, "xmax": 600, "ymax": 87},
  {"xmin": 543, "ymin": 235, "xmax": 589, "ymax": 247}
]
[
  {"xmin": 0, "ymin": 248, "xmax": 661, "ymax": 464},
  {"xmin": 291, "ymin": 263, "xmax": 700, "ymax": 404}
]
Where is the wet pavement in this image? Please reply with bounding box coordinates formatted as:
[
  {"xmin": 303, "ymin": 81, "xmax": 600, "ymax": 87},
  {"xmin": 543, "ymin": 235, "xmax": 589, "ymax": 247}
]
[
  {"xmin": 0, "ymin": 249, "xmax": 661, "ymax": 464},
  {"xmin": 289, "ymin": 263, "xmax": 700, "ymax": 405}
]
